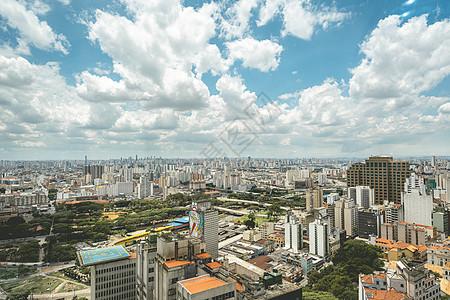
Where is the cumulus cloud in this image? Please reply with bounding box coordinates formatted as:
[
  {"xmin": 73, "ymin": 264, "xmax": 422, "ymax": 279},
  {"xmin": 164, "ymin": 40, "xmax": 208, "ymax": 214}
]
[
  {"xmin": 0, "ymin": 0, "xmax": 69, "ymax": 53},
  {"xmin": 226, "ymin": 37, "xmax": 283, "ymax": 72},
  {"xmin": 350, "ymin": 15, "xmax": 450, "ymax": 99},
  {"xmin": 219, "ymin": 0, "xmax": 260, "ymax": 40},
  {"xmin": 257, "ymin": 0, "xmax": 349, "ymax": 40}
]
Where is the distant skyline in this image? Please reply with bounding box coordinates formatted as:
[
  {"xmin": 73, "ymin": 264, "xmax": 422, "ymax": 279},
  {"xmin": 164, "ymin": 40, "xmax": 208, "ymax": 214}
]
[{"xmin": 0, "ymin": 0, "xmax": 449, "ymax": 160}]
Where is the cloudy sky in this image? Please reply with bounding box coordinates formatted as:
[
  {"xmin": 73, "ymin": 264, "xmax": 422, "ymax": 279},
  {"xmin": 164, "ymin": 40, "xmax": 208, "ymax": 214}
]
[{"xmin": 0, "ymin": 0, "xmax": 449, "ymax": 160}]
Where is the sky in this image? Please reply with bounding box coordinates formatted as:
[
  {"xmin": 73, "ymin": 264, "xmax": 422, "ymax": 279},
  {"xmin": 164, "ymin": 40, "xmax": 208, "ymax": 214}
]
[{"xmin": 0, "ymin": 0, "xmax": 449, "ymax": 160}]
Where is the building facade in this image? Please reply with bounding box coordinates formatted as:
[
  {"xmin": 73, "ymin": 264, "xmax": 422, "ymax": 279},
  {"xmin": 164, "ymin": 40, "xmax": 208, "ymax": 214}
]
[{"xmin": 347, "ymin": 156, "xmax": 411, "ymax": 204}]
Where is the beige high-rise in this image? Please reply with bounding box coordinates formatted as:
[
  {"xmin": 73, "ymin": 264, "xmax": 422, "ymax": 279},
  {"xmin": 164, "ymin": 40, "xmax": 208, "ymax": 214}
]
[
  {"xmin": 306, "ymin": 187, "xmax": 323, "ymax": 212},
  {"xmin": 347, "ymin": 156, "xmax": 411, "ymax": 204}
]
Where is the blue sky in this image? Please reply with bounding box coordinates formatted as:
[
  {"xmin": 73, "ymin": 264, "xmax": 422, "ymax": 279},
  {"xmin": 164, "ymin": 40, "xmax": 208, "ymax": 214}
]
[{"xmin": 0, "ymin": 0, "xmax": 449, "ymax": 160}]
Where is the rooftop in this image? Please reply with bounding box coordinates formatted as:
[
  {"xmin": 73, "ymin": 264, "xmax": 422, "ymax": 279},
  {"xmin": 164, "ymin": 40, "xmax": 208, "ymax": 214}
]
[
  {"xmin": 78, "ymin": 245, "xmax": 130, "ymax": 266},
  {"xmin": 164, "ymin": 260, "xmax": 191, "ymax": 269},
  {"xmin": 364, "ymin": 287, "xmax": 409, "ymax": 299},
  {"xmin": 179, "ymin": 275, "xmax": 229, "ymax": 294}
]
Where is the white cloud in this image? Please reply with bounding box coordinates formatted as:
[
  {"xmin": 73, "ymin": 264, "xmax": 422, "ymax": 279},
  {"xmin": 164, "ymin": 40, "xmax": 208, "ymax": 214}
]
[
  {"xmin": 219, "ymin": 0, "xmax": 260, "ymax": 40},
  {"xmin": 257, "ymin": 0, "xmax": 349, "ymax": 40},
  {"xmin": 226, "ymin": 37, "xmax": 283, "ymax": 72},
  {"xmin": 0, "ymin": 0, "xmax": 69, "ymax": 53},
  {"xmin": 350, "ymin": 15, "xmax": 450, "ymax": 99}
]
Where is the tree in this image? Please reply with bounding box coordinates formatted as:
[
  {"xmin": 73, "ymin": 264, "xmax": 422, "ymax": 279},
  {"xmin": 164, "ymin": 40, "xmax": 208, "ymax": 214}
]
[
  {"xmin": 244, "ymin": 214, "xmax": 256, "ymax": 229},
  {"xmin": 6, "ymin": 290, "xmax": 30, "ymax": 300}
]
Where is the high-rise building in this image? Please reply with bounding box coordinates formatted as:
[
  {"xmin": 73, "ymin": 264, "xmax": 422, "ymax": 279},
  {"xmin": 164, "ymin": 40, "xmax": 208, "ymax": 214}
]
[
  {"xmin": 309, "ymin": 219, "xmax": 330, "ymax": 258},
  {"xmin": 403, "ymin": 173, "xmax": 433, "ymax": 226},
  {"xmin": 136, "ymin": 238, "xmax": 157, "ymax": 300},
  {"xmin": 137, "ymin": 176, "xmax": 153, "ymax": 199},
  {"xmin": 348, "ymin": 186, "xmax": 374, "ymax": 209},
  {"xmin": 305, "ymin": 187, "xmax": 323, "ymax": 212},
  {"xmin": 334, "ymin": 197, "xmax": 357, "ymax": 237},
  {"xmin": 347, "ymin": 156, "xmax": 411, "ymax": 204},
  {"xmin": 83, "ymin": 165, "xmax": 105, "ymax": 179},
  {"xmin": 77, "ymin": 245, "xmax": 137, "ymax": 300},
  {"xmin": 189, "ymin": 199, "xmax": 218, "ymax": 259},
  {"xmin": 431, "ymin": 156, "xmax": 436, "ymax": 167},
  {"xmin": 284, "ymin": 212, "xmax": 303, "ymax": 252},
  {"xmin": 357, "ymin": 206, "xmax": 383, "ymax": 238}
]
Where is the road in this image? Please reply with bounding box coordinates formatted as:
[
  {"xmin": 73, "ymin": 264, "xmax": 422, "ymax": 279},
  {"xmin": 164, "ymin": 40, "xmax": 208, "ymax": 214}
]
[{"xmin": 215, "ymin": 206, "xmax": 268, "ymax": 217}]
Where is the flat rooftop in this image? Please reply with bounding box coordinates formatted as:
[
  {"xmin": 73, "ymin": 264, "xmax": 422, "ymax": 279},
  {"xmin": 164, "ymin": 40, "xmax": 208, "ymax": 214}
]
[
  {"xmin": 78, "ymin": 245, "xmax": 130, "ymax": 266},
  {"xmin": 179, "ymin": 275, "xmax": 229, "ymax": 294}
]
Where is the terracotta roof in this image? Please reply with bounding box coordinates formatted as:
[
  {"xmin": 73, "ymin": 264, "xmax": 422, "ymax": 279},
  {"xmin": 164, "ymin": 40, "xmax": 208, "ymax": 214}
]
[
  {"xmin": 179, "ymin": 275, "xmax": 228, "ymax": 294},
  {"xmin": 373, "ymin": 273, "xmax": 386, "ymax": 279},
  {"xmin": 206, "ymin": 262, "xmax": 222, "ymax": 269},
  {"xmin": 196, "ymin": 253, "xmax": 212, "ymax": 259},
  {"xmin": 424, "ymin": 264, "xmax": 443, "ymax": 276},
  {"xmin": 361, "ymin": 275, "xmax": 373, "ymax": 284},
  {"xmin": 364, "ymin": 287, "xmax": 409, "ymax": 299},
  {"xmin": 164, "ymin": 260, "xmax": 191, "ymax": 269}
]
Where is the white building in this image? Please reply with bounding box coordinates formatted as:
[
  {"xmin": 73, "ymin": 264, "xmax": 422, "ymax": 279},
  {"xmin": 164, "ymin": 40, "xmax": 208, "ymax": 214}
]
[
  {"xmin": 334, "ymin": 197, "xmax": 357, "ymax": 237},
  {"xmin": 326, "ymin": 193, "xmax": 339, "ymax": 205},
  {"xmin": 284, "ymin": 212, "xmax": 303, "ymax": 252},
  {"xmin": 309, "ymin": 219, "xmax": 330, "ymax": 258},
  {"xmin": 137, "ymin": 176, "xmax": 153, "ymax": 199},
  {"xmin": 348, "ymin": 186, "xmax": 374, "ymax": 209},
  {"xmin": 403, "ymin": 173, "xmax": 433, "ymax": 226}
]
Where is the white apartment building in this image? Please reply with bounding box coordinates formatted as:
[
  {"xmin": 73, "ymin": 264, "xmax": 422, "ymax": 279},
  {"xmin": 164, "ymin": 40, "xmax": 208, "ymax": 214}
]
[{"xmin": 309, "ymin": 219, "xmax": 330, "ymax": 258}]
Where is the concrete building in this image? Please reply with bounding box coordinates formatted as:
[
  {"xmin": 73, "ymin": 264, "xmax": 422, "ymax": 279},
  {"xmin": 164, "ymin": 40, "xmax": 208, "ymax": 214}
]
[
  {"xmin": 189, "ymin": 199, "xmax": 218, "ymax": 259},
  {"xmin": 77, "ymin": 245, "xmax": 137, "ymax": 300},
  {"xmin": 347, "ymin": 156, "xmax": 411, "ymax": 204},
  {"xmin": 381, "ymin": 221, "xmax": 434, "ymax": 245},
  {"xmin": 427, "ymin": 245, "xmax": 450, "ymax": 267},
  {"xmin": 284, "ymin": 212, "xmax": 303, "ymax": 252},
  {"xmin": 309, "ymin": 219, "xmax": 330, "ymax": 258},
  {"xmin": 177, "ymin": 274, "xmax": 236, "ymax": 300},
  {"xmin": 334, "ymin": 197, "xmax": 357, "ymax": 237},
  {"xmin": 305, "ymin": 187, "xmax": 323, "ymax": 212},
  {"xmin": 138, "ymin": 176, "xmax": 153, "ymax": 199},
  {"xmin": 348, "ymin": 186, "xmax": 374, "ymax": 209},
  {"xmin": 432, "ymin": 210, "xmax": 449, "ymax": 235},
  {"xmin": 403, "ymin": 173, "xmax": 433, "ymax": 227},
  {"xmin": 358, "ymin": 207, "xmax": 383, "ymax": 239},
  {"xmin": 326, "ymin": 193, "xmax": 339, "ymax": 205},
  {"xmin": 385, "ymin": 202, "xmax": 404, "ymax": 223},
  {"xmin": 136, "ymin": 239, "xmax": 157, "ymax": 300},
  {"xmin": 154, "ymin": 233, "xmax": 207, "ymax": 300},
  {"xmin": 258, "ymin": 223, "xmax": 275, "ymax": 239}
]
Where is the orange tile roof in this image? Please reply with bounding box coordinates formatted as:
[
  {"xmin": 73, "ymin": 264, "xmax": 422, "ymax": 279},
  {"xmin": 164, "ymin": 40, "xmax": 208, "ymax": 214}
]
[
  {"xmin": 364, "ymin": 287, "xmax": 409, "ymax": 299},
  {"xmin": 164, "ymin": 260, "xmax": 191, "ymax": 269},
  {"xmin": 361, "ymin": 275, "xmax": 373, "ymax": 284},
  {"xmin": 206, "ymin": 262, "xmax": 222, "ymax": 269},
  {"xmin": 179, "ymin": 275, "xmax": 228, "ymax": 294},
  {"xmin": 373, "ymin": 273, "xmax": 387, "ymax": 279},
  {"xmin": 196, "ymin": 253, "xmax": 212, "ymax": 259},
  {"xmin": 129, "ymin": 253, "xmax": 136, "ymax": 259}
]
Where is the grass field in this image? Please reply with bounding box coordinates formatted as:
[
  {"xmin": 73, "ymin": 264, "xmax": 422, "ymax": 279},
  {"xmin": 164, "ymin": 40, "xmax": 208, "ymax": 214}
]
[
  {"xmin": 0, "ymin": 268, "xmax": 37, "ymax": 280},
  {"xmin": 2, "ymin": 276, "xmax": 63, "ymax": 294},
  {"xmin": 232, "ymin": 215, "xmax": 277, "ymax": 226},
  {"xmin": 61, "ymin": 282, "xmax": 86, "ymax": 292}
]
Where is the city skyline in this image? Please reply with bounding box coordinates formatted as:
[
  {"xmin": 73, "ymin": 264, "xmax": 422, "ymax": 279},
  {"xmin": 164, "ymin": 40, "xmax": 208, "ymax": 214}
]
[{"xmin": 0, "ymin": 0, "xmax": 449, "ymax": 160}]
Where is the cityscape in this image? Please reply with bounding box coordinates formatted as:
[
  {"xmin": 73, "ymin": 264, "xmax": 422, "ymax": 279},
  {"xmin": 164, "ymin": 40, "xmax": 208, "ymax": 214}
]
[{"xmin": 0, "ymin": 0, "xmax": 449, "ymax": 300}]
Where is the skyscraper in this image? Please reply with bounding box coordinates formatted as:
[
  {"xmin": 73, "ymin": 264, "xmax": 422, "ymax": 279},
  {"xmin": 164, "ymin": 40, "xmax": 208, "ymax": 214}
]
[
  {"xmin": 305, "ymin": 187, "xmax": 323, "ymax": 212},
  {"xmin": 347, "ymin": 156, "xmax": 411, "ymax": 204},
  {"xmin": 402, "ymin": 173, "xmax": 433, "ymax": 226},
  {"xmin": 189, "ymin": 199, "xmax": 218, "ymax": 259}
]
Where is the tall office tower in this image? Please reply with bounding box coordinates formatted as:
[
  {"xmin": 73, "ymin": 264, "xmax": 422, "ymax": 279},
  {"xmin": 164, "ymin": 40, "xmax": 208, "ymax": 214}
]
[
  {"xmin": 309, "ymin": 219, "xmax": 330, "ymax": 258},
  {"xmin": 284, "ymin": 212, "xmax": 303, "ymax": 252},
  {"xmin": 431, "ymin": 156, "xmax": 436, "ymax": 167},
  {"xmin": 403, "ymin": 173, "xmax": 433, "ymax": 226},
  {"xmin": 348, "ymin": 186, "xmax": 374, "ymax": 209},
  {"xmin": 122, "ymin": 167, "xmax": 133, "ymax": 182},
  {"xmin": 347, "ymin": 156, "xmax": 411, "ymax": 204},
  {"xmin": 189, "ymin": 199, "xmax": 218, "ymax": 259},
  {"xmin": 305, "ymin": 187, "xmax": 323, "ymax": 212},
  {"xmin": 136, "ymin": 238, "xmax": 157, "ymax": 300},
  {"xmin": 77, "ymin": 245, "xmax": 137, "ymax": 300},
  {"xmin": 334, "ymin": 197, "xmax": 357, "ymax": 237}
]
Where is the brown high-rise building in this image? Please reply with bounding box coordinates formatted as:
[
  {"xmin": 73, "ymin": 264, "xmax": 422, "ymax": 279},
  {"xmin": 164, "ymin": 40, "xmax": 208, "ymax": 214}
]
[{"xmin": 347, "ymin": 156, "xmax": 411, "ymax": 204}]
